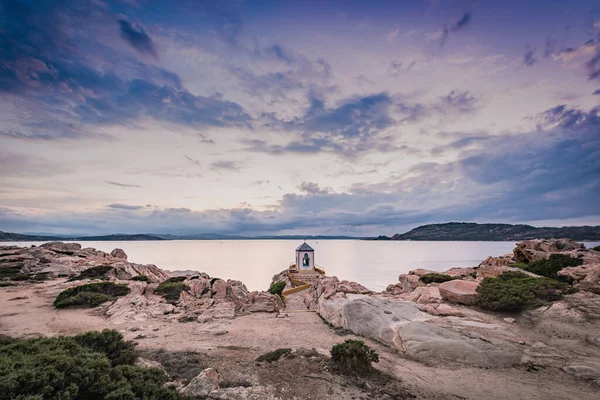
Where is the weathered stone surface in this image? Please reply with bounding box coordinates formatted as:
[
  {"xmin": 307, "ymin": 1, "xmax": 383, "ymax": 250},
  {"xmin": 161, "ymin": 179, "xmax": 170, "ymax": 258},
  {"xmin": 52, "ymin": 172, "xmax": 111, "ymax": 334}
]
[
  {"xmin": 243, "ymin": 291, "xmax": 284, "ymax": 313},
  {"xmin": 40, "ymin": 242, "xmax": 82, "ymax": 253},
  {"xmin": 521, "ymin": 342, "xmax": 566, "ymax": 368},
  {"xmin": 557, "ymin": 264, "xmax": 596, "ymax": 283},
  {"xmin": 110, "ymin": 248, "xmax": 128, "ymax": 260},
  {"xmin": 398, "ymin": 274, "xmax": 424, "ymax": 292},
  {"xmin": 342, "ymin": 295, "xmax": 430, "ymax": 347},
  {"xmin": 439, "ymin": 280, "xmax": 479, "ymax": 305},
  {"xmin": 136, "ymin": 357, "xmax": 165, "ymax": 371},
  {"xmin": 208, "ymin": 386, "xmax": 277, "ymax": 400},
  {"xmin": 211, "ymin": 279, "xmax": 228, "ymax": 299},
  {"xmin": 514, "ymin": 239, "xmax": 584, "ymax": 263},
  {"xmin": 384, "ymin": 283, "xmax": 405, "ymax": 295},
  {"xmin": 579, "ymin": 264, "xmax": 600, "ymax": 294},
  {"xmin": 442, "ymin": 267, "xmax": 477, "ymax": 278},
  {"xmin": 400, "ymin": 286, "xmax": 442, "ymax": 305},
  {"xmin": 181, "ymin": 368, "xmax": 221, "ymax": 397},
  {"xmin": 397, "ymin": 321, "xmax": 523, "ymax": 368},
  {"xmin": 563, "ymin": 360, "xmax": 600, "ymax": 383},
  {"xmin": 540, "ymin": 291, "xmax": 600, "ymax": 321}
]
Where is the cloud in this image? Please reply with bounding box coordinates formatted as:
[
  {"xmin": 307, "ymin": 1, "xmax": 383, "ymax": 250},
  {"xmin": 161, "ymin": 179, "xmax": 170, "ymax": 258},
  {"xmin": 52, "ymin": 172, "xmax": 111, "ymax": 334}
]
[
  {"xmin": 523, "ymin": 45, "xmax": 536, "ymax": 66},
  {"xmin": 106, "ymin": 181, "xmax": 143, "ymax": 188},
  {"xmin": 118, "ymin": 19, "xmax": 158, "ymax": 59},
  {"xmin": 245, "ymin": 90, "xmax": 480, "ymax": 157},
  {"xmin": 298, "ymin": 182, "xmax": 330, "ymax": 195},
  {"xmin": 2, "ymin": 103, "xmax": 598, "ymax": 236},
  {"xmin": 107, "ymin": 203, "xmax": 144, "ymax": 210},
  {"xmin": 434, "ymin": 12, "xmax": 473, "ymax": 50},
  {"xmin": 552, "ymin": 35, "xmax": 600, "ymax": 80},
  {"xmin": 185, "ymin": 155, "xmax": 202, "ymax": 166},
  {"xmin": 452, "ymin": 12, "xmax": 472, "ymax": 32},
  {"xmin": 209, "ymin": 160, "xmax": 243, "ymax": 172},
  {"xmin": 0, "ymin": 0, "xmax": 251, "ymax": 140},
  {"xmin": 0, "ymin": 151, "xmax": 71, "ymax": 177}
]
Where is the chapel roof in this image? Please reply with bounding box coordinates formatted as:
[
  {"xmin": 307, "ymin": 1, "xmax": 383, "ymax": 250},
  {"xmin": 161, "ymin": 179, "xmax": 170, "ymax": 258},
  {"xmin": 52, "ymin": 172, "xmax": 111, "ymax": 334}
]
[{"xmin": 296, "ymin": 242, "xmax": 314, "ymax": 252}]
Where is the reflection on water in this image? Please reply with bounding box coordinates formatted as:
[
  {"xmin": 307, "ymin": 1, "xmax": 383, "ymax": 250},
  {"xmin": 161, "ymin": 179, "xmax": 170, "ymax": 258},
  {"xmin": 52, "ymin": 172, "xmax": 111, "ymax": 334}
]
[{"xmin": 3, "ymin": 240, "xmax": 599, "ymax": 291}]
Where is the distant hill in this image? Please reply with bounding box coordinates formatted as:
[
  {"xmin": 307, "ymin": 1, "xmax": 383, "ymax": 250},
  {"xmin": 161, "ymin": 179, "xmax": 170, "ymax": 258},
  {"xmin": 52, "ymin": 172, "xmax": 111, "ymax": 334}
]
[
  {"xmin": 381, "ymin": 223, "xmax": 600, "ymax": 241},
  {"xmin": 73, "ymin": 234, "xmax": 165, "ymax": 241},
  {"xmin": 0, "ymin": 231, "xmax": 65, "ymax": 242},
  {"xmin": 0, "ymin": 231, "xmax": 164, "ymax": 242}
]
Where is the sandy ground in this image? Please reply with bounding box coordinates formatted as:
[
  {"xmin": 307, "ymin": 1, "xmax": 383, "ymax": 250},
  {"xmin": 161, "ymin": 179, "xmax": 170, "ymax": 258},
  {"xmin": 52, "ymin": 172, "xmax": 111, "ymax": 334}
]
[{"xmin": 1, "ymin": 280, "xmax": 599, "ymax": 400}]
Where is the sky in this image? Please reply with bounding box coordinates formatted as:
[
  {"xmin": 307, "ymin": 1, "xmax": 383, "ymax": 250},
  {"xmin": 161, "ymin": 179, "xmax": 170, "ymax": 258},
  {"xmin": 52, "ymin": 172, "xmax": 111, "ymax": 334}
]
[{"xmin": 0, "ymin": 0, "xmax": 599, "ymax": 236}]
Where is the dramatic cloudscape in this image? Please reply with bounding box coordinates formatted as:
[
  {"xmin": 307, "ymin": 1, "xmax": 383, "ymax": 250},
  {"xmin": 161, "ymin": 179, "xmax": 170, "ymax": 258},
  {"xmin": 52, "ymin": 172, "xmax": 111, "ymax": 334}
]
[{"xmin": 1, "ymin": 0, "xmax": 599, "ymax": 236}]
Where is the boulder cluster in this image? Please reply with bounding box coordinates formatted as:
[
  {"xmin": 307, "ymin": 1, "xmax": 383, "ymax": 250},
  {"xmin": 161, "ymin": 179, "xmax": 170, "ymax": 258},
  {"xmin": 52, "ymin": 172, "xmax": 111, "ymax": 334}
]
[
  {"xmin": 301, "ymin": 239, "xmax": 600, "ymax": 382},
  {"xmin": 0, "ymin": 242, "xmax": 284, "ymax": 324}
]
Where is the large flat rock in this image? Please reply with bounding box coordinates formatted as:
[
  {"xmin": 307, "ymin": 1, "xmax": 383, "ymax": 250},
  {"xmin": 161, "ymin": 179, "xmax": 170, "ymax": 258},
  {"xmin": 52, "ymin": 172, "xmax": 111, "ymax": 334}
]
[
  {"xmin": 439, "ymin": 280, "xmax": 479, "ymax": 305},
  {"xmin": 397, "ymin": 321, "xmax": 523, "ymax": 367}
]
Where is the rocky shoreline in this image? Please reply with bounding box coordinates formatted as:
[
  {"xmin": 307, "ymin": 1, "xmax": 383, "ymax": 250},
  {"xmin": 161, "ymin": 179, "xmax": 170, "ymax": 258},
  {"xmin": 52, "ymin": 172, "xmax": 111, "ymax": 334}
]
[{"xmin": 2, "ymin": 239, "xmax": 600, "ymax": 399}]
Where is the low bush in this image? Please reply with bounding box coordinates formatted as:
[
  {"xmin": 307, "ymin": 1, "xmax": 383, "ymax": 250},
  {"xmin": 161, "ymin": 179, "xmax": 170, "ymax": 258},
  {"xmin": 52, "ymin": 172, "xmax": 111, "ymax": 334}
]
[
  {"xmin": 141, "ymin": 349, "xmax": 206, "ymax": 385},
  {"xmin": 268, "ymin": 281, "xmax": 286, "ymax": 296},
  {"xmin": 0, "ymin": 330, "xmax": 188, "ymax": 400},
  {"xmin": 53, "ymin": 281, "xmax": 130, "ymax": 308},
  {"xmin": 68, "ymin": 265, "xmax": 114, "ymax": 281},
  {"xmin": 330, "ymin": 339, "xmax": 379, "ymax": 374},
  {"xmin": 475, "ymin": 271, "xmax": 574, "ymax": 312},
  {"xmin": 155, "ymin": 281, "xmax": 189, "ymax": 303},
  {"xmin": 256, "ymin": 348, "xmax": 292, "ymax": 363},
  {"xmin": 516, "ymin": 254, "xmax": 583, "ymax": 279},
  {"xmin": 132, "ymin": 275, "xmax": 151, "ymax": 282},
  {"xmin": 0, "ymin": 265, "xmax": 50, "ymax": 282},
  {"xmin": 593, "ymin": 245, "xmax": 600, "ymax": 251},
  {"xmin": 419, "ymin": 273, "xmax": 454, "ymax": 284}
]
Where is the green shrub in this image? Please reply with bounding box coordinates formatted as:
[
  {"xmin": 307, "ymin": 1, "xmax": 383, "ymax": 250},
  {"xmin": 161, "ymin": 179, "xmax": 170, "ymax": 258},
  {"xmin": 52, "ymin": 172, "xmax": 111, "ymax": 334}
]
[
  {"xmin": 419, "ymin": 273, "xmax": 453, "ymax": 284},
  {"xmin": 155, "ymin": 281, "xmax": 188, "ymax": 303},
  {"xmin": 516, "ymin": 254, "xmax": 583, "ymax": 279},
  {"xmin": 0, "ymin": 266, "xmax": 50, "ymax": 282},
  {"xmin": 593, "ymin": 245, "xmax": 600, "ymax": 251},
  {"xmin": 0, "ymin": 330, "xmax": 188, "ymax": 400},
  {"xmin": 475, "ymin": 271, "xmax": 574, "ymax": 312},
  {"xmin": 73, "ymin": 329, "xmax": 137, "ymax": 366},
  {"xmin": 163, "ymin": 276, "xmax": 187, "ymax": 284},
  {"xmin": 256, "ymin": 348, "xmax": 291, "ymax": 363},
  {"xmin": 268, "ymin": 281, "xmax": 286, "ymax": 296},
  {"xmin": 68, "ymin": 265, "xmax": 114, "ymax": 281},
  {"xmin": 330, "ymin": 339, "xmax": 379, "ymax": 374},
  {"xmin": 132, "ymin": 275, "xmax": 151, "ymax": 282},
  {"xmin": 54, "ymin": 282, "xmax": 130, "ymax": 308}
]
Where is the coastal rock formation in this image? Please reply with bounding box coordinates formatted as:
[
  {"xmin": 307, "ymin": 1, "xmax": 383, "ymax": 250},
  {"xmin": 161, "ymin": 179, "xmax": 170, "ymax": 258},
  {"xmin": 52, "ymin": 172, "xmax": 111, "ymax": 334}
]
[
  {"xmin": 0, "ymin": 242, "xmax": 168, "ymax": 282},
  {"xmin": 307, "ymin": 279, "xmax": 523, "ymax": 368},
  {"xmin": 438, "ymin": 280, "xmax": 479, "ymax": 305},
  {"xmin": 181, "ymin": 368, "xmax": 221, "ymax": 397},
  {"xmin": 513, "ymin": 239, "xmax": 584, "ymax": 263}
]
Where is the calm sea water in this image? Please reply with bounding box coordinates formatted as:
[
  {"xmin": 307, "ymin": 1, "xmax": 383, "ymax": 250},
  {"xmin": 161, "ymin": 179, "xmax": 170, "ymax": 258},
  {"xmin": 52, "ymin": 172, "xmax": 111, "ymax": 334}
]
[{"xmin": 3, "ymin": 240, "xmax": 599, "ymax": 291}]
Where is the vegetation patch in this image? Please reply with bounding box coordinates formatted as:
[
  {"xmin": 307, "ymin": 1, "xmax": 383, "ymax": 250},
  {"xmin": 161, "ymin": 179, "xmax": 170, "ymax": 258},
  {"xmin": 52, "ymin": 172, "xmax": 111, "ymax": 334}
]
[
  {"xmin": 132, "ymin": 275, "xmax": 151, "ymax": 282},
  {"xmin": 0, "ymin": 329, "xmax": 188, "ymax": 400},
  {"xmin": 419, "ymin": 273, "xmax": 454, "ymax": 284},
  {"xmin": 330, "ymin": 339, "xmax": 379, "ymax": 375},
  {"xmin": 68, "ymin": 265, "xmax": 114, "ymax": 281},
  {"xmin": 593, "ymin": 245, "xmax": 600, "ymax": 251},
  {"xmin": 0, "ymin": 265, "xmax": 50, "ymax": 282},
  {"xmin": 53, "ymin": 281, "xmax": 130, "ymax": 308},
  {"xmin": 515, "ymin": 254, "xmax": 583, "ymax": 279},
  {"xmin": 155, "ymin": 281, "xmax": 189, "ymax": 303},
  {"xmin": 475, "ymin": 271, "xmax": 575, "ymax": 312},
  {"xmin": 268, "ymin": 281, "xmax": 286, "ymax": 303},
  {"xmin": 256, "ymin": 348, "xmax": 292, "ymax": 363},
  {"xmin": 141, "ymin": 349, "xmax": 207, "ymax": 385}
]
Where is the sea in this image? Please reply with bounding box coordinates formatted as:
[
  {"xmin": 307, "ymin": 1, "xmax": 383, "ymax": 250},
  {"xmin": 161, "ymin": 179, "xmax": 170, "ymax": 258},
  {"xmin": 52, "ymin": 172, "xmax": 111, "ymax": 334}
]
[{"xmin": 2, "ymin": 240, "xmax": 599, "ymax": 292}]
